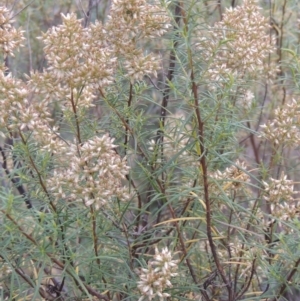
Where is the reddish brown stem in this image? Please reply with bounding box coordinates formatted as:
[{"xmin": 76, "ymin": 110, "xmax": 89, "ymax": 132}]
[
  {"xmin": 176, "ymin": 2, "xmax": 231, "ymax": 298},
  {"xmin": 269, "ymin": 257, "xmax": 300, "ymax": 301},
  {"xmin": 90, "ymin": 205, "xmax": 101, "ymax": 267},
  {"xmin": 70, "ymin": 89, "xmax": 82, "ymax": 145},
  {"xmin": 19, "ymin": 131, "xmax": 57, "ymax": 212},
  {"xmin": 167, "ymin": 202, "xmax": 199, "ymax": 284},
  {"xmin": 124, "ymin": 83, "xmax": 133, "ymax": 154}
]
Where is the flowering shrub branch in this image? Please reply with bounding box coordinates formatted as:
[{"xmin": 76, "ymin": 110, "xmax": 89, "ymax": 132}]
[{"xmin": 1, "ymin": 0, "xmax": 300, "ymax": 301}]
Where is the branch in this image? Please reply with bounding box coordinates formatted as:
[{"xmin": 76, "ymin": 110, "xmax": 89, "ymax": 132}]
[
  {"xmin": 179, "ymin": 1, "xmax": 232, "ymax": 299},
  {"xmin": 1, "ymin": 209, "xmax": 109, "ymax": 301},
  {"xmin": 269, "ymin": 257, "xmax": 300, "ymax": 301},
  {"xmin": 0, "ymin": 145, "xmax": 33, "ymax": 209}
]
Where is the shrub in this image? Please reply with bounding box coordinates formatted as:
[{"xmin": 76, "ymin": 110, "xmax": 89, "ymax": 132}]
[{"xmin": 0, "ymin": 0, "xmax": 300, "ymax": 300}]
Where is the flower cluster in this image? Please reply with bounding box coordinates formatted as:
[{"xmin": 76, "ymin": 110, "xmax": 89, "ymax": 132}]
[
  {"xmin": 263, "ymin": 172, "xmax": 299, "ymax": 220},
  {"xmin": 106, "ymin": 0, "xmax": 171, "ymax": 44},
  {"xmin": 197, "ymin": 0, "xmax": 274, "ymax": 84},
  {"xmin": 0, "ymin": 8, "xmax": 29, "ymax": 134},
  {"xmin": 263, "ymin": 172, "xmax": 294, "ymax": 203},
  {"xmin": 211, "ymin": 160, "xmax": 250, "ymax": 192},
  {"xmin": 0, "ymin": 71, "xmax": 29, "ymax": 132},
  {"xmin": 0, "ymin": 6, "xmax": 24, "ymax": 57},
  {"xmin": 137, "ymin": 247, "xmax": 178, "ymax": 301},
  {"xmin": 0, "ymin": 70, "xmax": 58, "ymax": 138},
  {"xmin": 259, "ymin": 99, "xmax": 300, "ymax": 146},
  {"xmin": 36, "ymin": 13, "xmax": 116, "ymax": 111},
  {"xmin": 106, "ymin": 0, "xmax": 171, "ymax": 81},
  {"xmin": 33, "ymin": 0, "xmax": 171, "ymax": 109},
  {"xmin": 124, "ymin": 52, "xmax": 159, "ymax": 81},
  {"xmin": 236, "ymin": 89, "xmax": 255, "ymax": 111},
  {"xmin": 47, "ymin": 134, "xmax": 130, "ymax": 209}
]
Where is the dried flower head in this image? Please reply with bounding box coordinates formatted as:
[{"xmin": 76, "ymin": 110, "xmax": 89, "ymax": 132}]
[
  {"xmin": 263, "ymin": 172, "xmax": 295, "ymax": 204},
  {"xmin": 107, "ymin": 0, "xmax": 171, "ymax": 41},
  {"xmin": 137, "ymin": 247, "xmax": 178, "ymax": 301},
  {"xmin": 47, "ymin": 134, "xmax": 130, "ymax": 209},
  {"xmin": 197, "ymin": 0, "xmax": 274, "ymax": 84},
  {"xmin": 236, "ymin": 89, "xmax": 255, "ymax": 110},
  {"xmin": 41, "ymin": 13, "xmax": 116, "ymax": 92},
  {"xmin": 106, "ymin": 0, "xmax": 171, "ymax": 81},
  {"xmin": 0, "ymin": 71, "xmax": 30, "ymax": 133},
  {"xmin": 270, "ymin": 201, "xmax": 300, "ymax": 221},
  {"xmin": 0, "ymin": 6, "xmax": 24, "ymax": 57},
  {"xmin": 262, "ymin": 172, "xmax": 300, "ymax": 221},
  {"xmin": 211, "ymin": 160, "xmax": 250, "ymax": 192},
  {"xmin": 124, "ymin": 52, "xmax": 159, "ymax": 81},
  {"xmin": 259, "ymin": 99, "xmax": 300, "ymax": 146}
]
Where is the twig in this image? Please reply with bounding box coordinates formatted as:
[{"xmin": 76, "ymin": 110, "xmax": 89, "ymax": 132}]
[
  {"xmin": 179, "ymin": 1, "xmax": 232, "ymax": 299},
  {"xmin": 167, "ymin": 202, "xmax": 199, "ymax": 285},
  {"xmin": 124, "ymin": 83, "xmax": 133, "ymax": 155},
  {"xmin": 269, "ymin": 257, "xmax": 300, "ymax": 301},
  {"xmin": 91, "ymin": 205, "xmax": 101, "ymax": 266},
  {"xmin": 235, "ymin": 258, "xmax": 256, "ymax": 300},
  {"xmin": 10, "ymin": 0, "xmax": 35, "ymax": 20},
  {"xmin": 18, "ymin": 130, "xmax": 57, "ymax": 212},
  {"xmin": 153, "ymin": 0, "xmax": 181, "ymax": 225},
  {"xmin": 70, "ymin": 89, "xmax": 82, "ymax": 145},
  {"xmin": 0, "ymin": 145, "xmax": 33, "ymax": 209}
]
